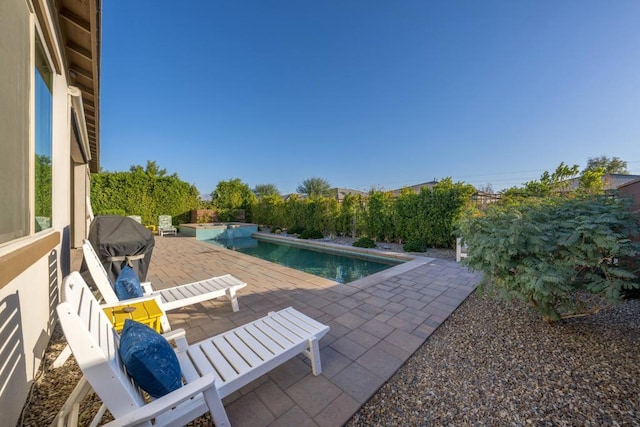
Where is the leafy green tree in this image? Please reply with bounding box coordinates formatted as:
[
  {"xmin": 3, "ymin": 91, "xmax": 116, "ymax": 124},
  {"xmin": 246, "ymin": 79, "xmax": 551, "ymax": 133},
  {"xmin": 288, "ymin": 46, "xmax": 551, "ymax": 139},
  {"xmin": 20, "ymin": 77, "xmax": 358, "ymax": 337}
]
[
  {"xmin": 539, "ymin": 162, "xmax": 580, "ymax": 193},
  {"xmin": 130, "ymin": 160, "xmax": 168, "ymax": 177},
  {"xmin": 584, "ymin": 155, "xmax": 628, "ymax": 174},
  {"xmin": 253, "ymin": 183, "xmax": 280, "ymax": 198},
  {"xmin": 578, "ymin": 167, "xmax": 605, "ymax": 194},
  {"xmin": 458, "ymin": 196, "xmax": 640, "ymax": 322},
  {"xmin": 296, "ymin": 177, "xmax": 332, "ymax": 197},
  {"xmin": 503, "ymin": 160, "xmax": 631, "ymax": 200},
  {"xmin": 211, "ymin": 178, "xmax": 257, "ymax": 221},
  {"xmin": 503, "ymin": 162, "xmax": 580, "ymax": 198}
]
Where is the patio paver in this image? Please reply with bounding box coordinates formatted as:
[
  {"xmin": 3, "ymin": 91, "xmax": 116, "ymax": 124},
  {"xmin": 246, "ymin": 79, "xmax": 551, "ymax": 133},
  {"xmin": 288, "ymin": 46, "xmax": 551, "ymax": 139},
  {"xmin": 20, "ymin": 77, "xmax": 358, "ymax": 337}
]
[{"xmin": 70, "ymin": 234, "xmax": 482, "ymax": 426}]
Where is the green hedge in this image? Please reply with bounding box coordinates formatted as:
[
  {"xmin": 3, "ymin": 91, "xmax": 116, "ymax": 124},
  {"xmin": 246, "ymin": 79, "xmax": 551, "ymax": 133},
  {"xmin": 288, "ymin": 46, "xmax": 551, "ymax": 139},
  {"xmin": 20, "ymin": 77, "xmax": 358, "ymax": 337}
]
[
  {"xmin": 251, "ymin": 179, "xmax": 474, "ymax": 249},
  {"xmin": 92, "ymin": 168, "xmax": 475, "ymax": 250},
  {"xmin": 91, "ymin": 169, "xmax": 200, "ymax": 226}
]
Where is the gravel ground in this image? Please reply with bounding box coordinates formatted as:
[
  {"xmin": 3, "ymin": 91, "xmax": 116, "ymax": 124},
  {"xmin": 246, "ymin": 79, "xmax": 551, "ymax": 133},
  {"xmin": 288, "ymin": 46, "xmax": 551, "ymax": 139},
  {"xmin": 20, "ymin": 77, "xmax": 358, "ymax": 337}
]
[
  {"xmin": 19, "ymin": 325, "xmax": 106, "ymax": 426},
  {"xmin": 346, "ymin": 289, "xmax": 640, "ymax": 426},
  {"xmin": 19, "ymin": 238, "xmax": 640, "ymax": 426}
]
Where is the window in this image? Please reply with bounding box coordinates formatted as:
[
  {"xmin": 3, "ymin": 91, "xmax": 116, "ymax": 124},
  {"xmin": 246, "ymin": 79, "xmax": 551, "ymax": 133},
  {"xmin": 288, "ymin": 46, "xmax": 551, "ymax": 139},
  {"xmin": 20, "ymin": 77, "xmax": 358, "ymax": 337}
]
[
  {"xmin": 34, "ymin": 35, "xmax": 53, "ymax": 232},
  {"xmin": 0, "ymin": 13, "xmax": 54, "ymax": 244},
  {"xmin": 0, "ymin": 1, "xmax": 30, "ymax": 244}
]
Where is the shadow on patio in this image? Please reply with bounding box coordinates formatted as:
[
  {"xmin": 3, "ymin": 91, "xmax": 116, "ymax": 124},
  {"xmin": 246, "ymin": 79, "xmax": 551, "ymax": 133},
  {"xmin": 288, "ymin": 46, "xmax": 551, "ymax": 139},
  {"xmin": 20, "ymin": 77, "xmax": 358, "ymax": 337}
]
[{"xmin": 67, "ymin": 234, "xmax": 481, "ymax": 426}]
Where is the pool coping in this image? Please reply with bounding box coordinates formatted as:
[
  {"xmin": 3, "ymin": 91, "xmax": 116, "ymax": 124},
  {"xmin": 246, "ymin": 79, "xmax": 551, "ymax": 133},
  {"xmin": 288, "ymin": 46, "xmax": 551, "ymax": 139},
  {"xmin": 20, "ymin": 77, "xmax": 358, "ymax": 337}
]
[{"xmin": 251, "ymin": 232, "xmax": 435, "ymax": 288}]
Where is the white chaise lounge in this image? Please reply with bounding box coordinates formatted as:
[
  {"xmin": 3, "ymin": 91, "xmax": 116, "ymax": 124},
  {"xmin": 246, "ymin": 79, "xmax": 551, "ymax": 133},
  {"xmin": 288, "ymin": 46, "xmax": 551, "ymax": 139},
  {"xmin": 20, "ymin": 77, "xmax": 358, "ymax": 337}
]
[
  {"xmin": 83, "ymin": 239, "xmax": 246, "ymax": 331},
  {"xmin": 56, "ymin": 271, "xmax": 330, "ymax": 427}
]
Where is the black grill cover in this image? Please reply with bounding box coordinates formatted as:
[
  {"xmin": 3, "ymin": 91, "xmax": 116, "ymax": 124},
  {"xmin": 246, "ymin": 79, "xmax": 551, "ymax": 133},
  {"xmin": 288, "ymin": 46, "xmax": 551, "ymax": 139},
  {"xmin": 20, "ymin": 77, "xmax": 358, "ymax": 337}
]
[{"xmin": 82, "ymin": 215, "xmax": 155, "ymax": 285}]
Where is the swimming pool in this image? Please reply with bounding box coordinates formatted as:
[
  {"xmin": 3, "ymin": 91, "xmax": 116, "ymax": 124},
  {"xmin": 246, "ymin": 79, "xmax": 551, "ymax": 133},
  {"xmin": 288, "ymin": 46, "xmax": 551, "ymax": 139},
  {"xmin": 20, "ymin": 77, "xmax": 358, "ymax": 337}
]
[{"xmin": 204, "ymin": 236, "xmax": 403, "ymax": 284}]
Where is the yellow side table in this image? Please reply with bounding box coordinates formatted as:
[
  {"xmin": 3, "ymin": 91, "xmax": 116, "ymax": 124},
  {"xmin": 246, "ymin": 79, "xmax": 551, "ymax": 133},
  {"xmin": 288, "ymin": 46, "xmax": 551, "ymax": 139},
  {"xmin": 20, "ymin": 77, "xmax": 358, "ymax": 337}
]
[
  {"xmin": 103, "ymin": 299, "xmax": 163, "ymax": 333},
  {"xmin": 145, "ymin": 224, "xmax": 157, "ymax": 234}
]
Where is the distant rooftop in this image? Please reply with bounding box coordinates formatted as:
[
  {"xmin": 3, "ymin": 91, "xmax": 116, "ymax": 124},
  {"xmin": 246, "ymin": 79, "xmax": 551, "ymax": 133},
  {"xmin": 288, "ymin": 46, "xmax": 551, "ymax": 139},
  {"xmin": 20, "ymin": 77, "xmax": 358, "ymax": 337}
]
[
  {"xmin": 563, "ymin": 174, "xmax": 640, "ymax": 191},
  {"xmin": 391, "ymin": 180, "xmax": 440, "ymax": 196}
]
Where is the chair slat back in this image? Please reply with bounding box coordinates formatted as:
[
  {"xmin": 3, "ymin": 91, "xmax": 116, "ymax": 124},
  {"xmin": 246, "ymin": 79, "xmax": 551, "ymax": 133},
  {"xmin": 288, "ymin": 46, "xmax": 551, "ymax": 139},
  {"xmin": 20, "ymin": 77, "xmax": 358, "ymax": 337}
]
[
  {"xmin": 128, "ymin": 215, "xmax": 142, "ymax": 224},
  {"xmin": 57, "ymin": 272, "xmax": 146, "ymax": 416},
  {"xmin": 158, "ymin": 215, "xmax": 170, "ymax": 227},
  {"xmin": 82, "ymin": 239, "xmax": 120, "ymax": 304}
]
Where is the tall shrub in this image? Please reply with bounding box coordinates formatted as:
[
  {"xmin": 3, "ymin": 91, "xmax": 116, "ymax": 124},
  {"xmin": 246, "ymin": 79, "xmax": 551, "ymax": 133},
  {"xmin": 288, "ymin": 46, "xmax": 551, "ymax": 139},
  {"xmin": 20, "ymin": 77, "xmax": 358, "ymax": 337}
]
[
  {"xmin": 281, "ymin": 194, "xmax": 306, "ymax": 230},
  {"xmin": 421, "ymin": 179, "xmax": 475, "ymax": 248},
  {"xmin": 398, "ymin": 179, "xmax": 475, "ymax": 249},
  {"xmin": 363, "ymin": 189, "xmax": 394, "ymax": 241},
  {"xmin": 252, "ymin": 194, "xmax": 283, "ymax": 227},
  {"xmin": 303, "ymin": 196, "xmax": 339, "ymax": 235},
  {"xmin": 393, "ymin": 188, "xmax": 421, "ymax": 243},
  {"xmin": 335, "ymin": 193, "xmax": 360, "ymax": 237},
  {"xmin": 458, "ymin": 196, "xmax": 640, "ymax": 322}
]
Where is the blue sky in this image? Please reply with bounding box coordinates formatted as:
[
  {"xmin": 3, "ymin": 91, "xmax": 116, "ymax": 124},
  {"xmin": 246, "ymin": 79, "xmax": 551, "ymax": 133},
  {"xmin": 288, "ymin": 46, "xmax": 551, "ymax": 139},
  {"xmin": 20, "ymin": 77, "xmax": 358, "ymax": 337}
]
[{"xmin": 100, "ymin": 1, "xmax": 640, "ymax": 196}]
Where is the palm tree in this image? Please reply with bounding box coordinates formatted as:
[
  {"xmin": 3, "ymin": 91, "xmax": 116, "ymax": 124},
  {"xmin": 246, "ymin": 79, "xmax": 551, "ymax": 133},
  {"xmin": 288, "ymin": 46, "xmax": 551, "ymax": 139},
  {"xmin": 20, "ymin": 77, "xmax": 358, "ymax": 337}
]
[
  {"xmin": 253, "ymin": 183, "xmax": 280, "ymax": 198},
  {"xmin": 296, "ymin": 177, "xmax": 332, "ymax": 197}
]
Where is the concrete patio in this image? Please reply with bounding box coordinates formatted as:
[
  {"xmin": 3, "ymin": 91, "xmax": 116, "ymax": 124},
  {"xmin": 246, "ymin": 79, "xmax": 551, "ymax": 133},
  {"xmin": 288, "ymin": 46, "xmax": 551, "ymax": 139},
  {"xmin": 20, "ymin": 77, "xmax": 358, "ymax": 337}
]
[{"xmin": 71, "ymin": 234, "xmax": 482, "ymax": 426}]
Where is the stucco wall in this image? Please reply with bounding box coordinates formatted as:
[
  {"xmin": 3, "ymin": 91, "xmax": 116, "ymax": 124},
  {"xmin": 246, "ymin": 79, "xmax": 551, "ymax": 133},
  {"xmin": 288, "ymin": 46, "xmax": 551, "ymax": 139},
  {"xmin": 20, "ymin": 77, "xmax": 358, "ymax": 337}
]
[{"xmin": 0, "ymin": 0, "xmax": 75, "ymax": 423}]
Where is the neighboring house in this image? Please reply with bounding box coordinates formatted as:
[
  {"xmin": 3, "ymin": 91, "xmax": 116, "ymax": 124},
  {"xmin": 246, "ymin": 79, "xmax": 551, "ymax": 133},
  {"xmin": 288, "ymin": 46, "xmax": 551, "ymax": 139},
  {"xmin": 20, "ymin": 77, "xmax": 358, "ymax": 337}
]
[
  {"xmin": 471, "ymin": 191, "xmax": 502, "ymax": 208},
  {"xmin": 561, "ymin": 174, "xmax": 640, "ymax": 192},
  {"xmin": 0, "ymin": 1, "xmax": 100, "ymax": 424},
  {"xmin": 283, "ymin": 193, "xmax": 304, "ymax": 201},
  {"xmin": 617, "ymin": 178, "xmax": 640, "ymax": 243},
  {"xmin": 392, "ymin": 181, "xmax": 501, "ymax": 209},
  {"xmin": 331, "ymin": 187, "xmax": 368, "ymax": 203},
  {"xmin": 606, "ymin": 174, "xmax": 640, "ymax": 190},
  {"xmin": 391, "ymin": 180, "xmax": 439, "ymax": 196},
  {"xmin": 617, "ymin": 178, "xmax": 640, "ymax": 214},
  {"xmin": 283, "ymin": 188, "xmax": 368, "ymax": 203}
]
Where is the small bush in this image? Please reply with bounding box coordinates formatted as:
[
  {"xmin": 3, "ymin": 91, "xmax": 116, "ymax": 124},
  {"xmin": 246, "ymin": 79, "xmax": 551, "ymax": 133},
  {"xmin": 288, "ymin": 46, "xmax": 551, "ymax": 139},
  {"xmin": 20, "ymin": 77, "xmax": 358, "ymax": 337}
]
[
  {"xmin": 270, "ymin": 226, "xmax": 282, "ymax": 234},
  {"xmin": 287, "ymin": 225, "xmax": 305, "ymax": 235},
  {"xmin": 353, "ymin": 237, "xmax": 376, "ymax": 248},
  {"xmin": 403, "ymin": 238, "xmax": 426, "ymax": 252},
  {"xmin": 299, "ymin": 229, "xmax": 324, "ymax": 239}
]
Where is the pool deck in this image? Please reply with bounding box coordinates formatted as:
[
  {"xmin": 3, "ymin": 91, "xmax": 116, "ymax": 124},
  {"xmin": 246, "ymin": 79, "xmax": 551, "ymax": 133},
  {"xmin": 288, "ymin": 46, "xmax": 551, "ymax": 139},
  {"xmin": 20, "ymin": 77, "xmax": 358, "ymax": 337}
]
[{"xmin": 71, "ymin": 234, "xmax": 482, "ymax": 426}]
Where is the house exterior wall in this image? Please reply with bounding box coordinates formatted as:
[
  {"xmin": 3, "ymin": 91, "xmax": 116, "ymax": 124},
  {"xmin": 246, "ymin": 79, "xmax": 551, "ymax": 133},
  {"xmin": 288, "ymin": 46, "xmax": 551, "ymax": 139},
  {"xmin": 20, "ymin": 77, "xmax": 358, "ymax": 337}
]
[
  {"xmin": 618, "ymin": 180, "xmax": 640, "ymax": 214},
  {"xmin": 72, "ymin": 163, "xmax": 92, "ymax": 247},
  {"xmin": 0, "ymin": 0, "xmax": 92, "ymax": 423},
  {"xmin": 618, "ymin": 180, "xmax": 640, "ymax": 243}
]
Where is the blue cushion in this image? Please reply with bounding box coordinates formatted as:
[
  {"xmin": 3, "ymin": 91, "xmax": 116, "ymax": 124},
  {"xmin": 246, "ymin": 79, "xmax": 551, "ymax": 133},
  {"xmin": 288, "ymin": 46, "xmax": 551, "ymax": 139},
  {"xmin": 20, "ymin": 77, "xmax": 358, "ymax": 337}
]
[
  {"xmin": 114, "ymin": 265, "xmax": 144, "ymax": 300},
  {"xmin": 118, "ymin": 319, "xmax": 182, "ymax": 398}
]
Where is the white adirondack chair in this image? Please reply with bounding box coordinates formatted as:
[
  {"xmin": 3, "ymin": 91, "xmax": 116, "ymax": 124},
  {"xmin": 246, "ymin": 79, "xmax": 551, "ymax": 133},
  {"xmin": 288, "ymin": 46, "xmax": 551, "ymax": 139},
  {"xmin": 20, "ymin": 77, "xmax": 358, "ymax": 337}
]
[
  {"xmin": 157, "ymin": 215, "xmax": 177, "ymax": 236},
  {"xmin": 56, "ymin": 271, "xmax": 330, "ymax": 427},
  {"xmin": 83, "ymin": 239, "xmax": 247, "ymax": 331},
  {"xmin": 456, "ymin": 237, "xmax": 469, "ymax": 263}
]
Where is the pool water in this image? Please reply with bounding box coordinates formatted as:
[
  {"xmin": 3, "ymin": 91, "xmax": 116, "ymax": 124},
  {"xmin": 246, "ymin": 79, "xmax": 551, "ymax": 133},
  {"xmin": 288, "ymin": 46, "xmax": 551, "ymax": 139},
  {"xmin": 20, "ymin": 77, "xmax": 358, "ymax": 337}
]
[{"xmin": 205, "ymin": 237, "xmax": 400, "ymax": 284}]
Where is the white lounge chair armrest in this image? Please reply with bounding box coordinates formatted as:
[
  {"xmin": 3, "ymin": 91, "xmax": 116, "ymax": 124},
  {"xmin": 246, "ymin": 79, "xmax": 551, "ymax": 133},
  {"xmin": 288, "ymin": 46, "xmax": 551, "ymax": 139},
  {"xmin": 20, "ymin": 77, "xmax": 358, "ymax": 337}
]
[
  {"xmin": 141, "ymin": 281, "xmax": 153, "ymax": 294},
  {"xmin": 101, "ymin": 373, "xmax": 217, "ymax": 427},
  {"xmin": 162, "ymin": 328, "xmax": 189, "ymax": 350}
]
